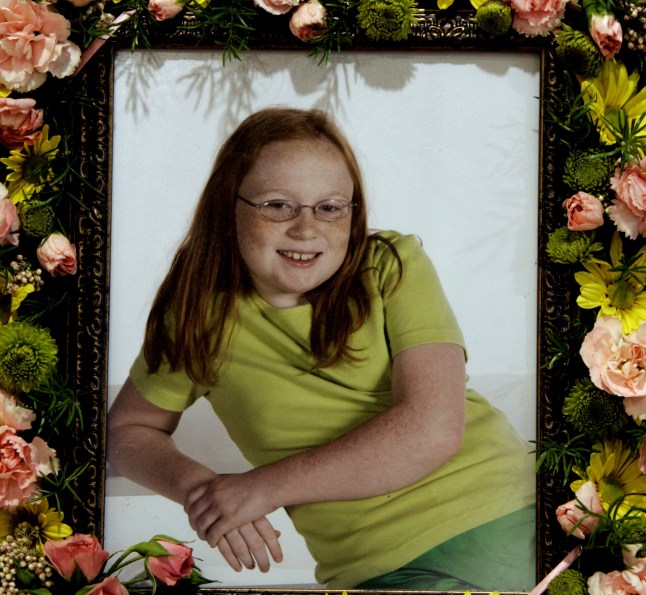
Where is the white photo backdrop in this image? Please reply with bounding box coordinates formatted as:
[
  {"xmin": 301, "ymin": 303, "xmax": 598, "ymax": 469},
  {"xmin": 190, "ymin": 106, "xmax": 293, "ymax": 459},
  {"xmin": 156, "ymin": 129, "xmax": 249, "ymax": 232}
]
[{"xmin": 106, "ymin": 49, "xmax": 540, "ymax": 586}]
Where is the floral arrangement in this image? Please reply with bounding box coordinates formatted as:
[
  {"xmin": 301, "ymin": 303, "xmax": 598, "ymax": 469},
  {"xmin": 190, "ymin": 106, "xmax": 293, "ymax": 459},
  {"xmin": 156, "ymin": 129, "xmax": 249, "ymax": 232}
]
[{"xmin": 0, "ymin": 0, "xmax": 642, "ymax": 592}]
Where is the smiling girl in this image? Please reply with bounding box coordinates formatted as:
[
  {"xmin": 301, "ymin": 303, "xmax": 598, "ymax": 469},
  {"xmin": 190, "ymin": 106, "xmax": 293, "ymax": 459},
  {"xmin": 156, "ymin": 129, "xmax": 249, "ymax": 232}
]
[{"xmin": 108, "ymin": 107, "xmax": 535, "ymax": 591}]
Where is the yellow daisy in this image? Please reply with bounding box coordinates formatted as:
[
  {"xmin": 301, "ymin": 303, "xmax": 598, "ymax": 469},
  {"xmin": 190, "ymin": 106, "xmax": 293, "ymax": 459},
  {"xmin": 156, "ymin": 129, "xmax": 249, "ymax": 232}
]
[
  {"xmin": 581, "ymin": 59, "xmax": 646, "ymax": 146},
  {"xmin": 0, "ymin": 125, "xmax": 61, "ymax": 205},
  {"xmin": 572, "ymin": 440, "xmax": 646, "ymax": 518},
  {"xmin": 574, "ymin": 233, "xmax": 646, "ymax": 334},
  {"xmin": 0, "ymin": 498, "xmax": 73, "ymax": 552},
  {"xmin": 438, "ymin": 0, "xmax": 485, "ymax": 10}
]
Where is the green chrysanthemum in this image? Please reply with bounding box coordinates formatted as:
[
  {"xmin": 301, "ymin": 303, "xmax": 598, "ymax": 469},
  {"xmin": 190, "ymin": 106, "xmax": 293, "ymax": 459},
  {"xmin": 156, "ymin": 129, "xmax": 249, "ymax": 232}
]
[
  {"xmin": 357, "ymin": 0, "xmax": 419, "ymax": 41},
  {"xmin": 546, "ymin": 227, "xmax": 600, "ymax": 264},
  {"xmin": 563, "ymin": 149, "xmax": 615, "ymax": 195},
  {"xmin": 0, "ymin": 322, "xmax": 58, "ymax": 393},
  {"xmin": 555, "ymin": 24, "xmax": 604, "ymax": 78},
  {"xmin": 475, "ymin": 0, "xmax": 512, "ymax": 36},
  {"xmin": 563, "ymin": 378, "xmax": 627, "ymax": 439},
  {"xmin": 19, "ymin": 202, "xmax": 55, "ymax": 239},
  {"xmin": 547, "ymin": 569, "xmax": 587, "ymax": 595}
]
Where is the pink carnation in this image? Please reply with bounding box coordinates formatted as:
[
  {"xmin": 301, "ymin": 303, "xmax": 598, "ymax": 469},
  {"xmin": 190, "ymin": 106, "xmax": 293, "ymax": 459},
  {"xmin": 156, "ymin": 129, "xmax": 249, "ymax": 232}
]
[
  {"xmin": 624, "ymin": 395, "xmax": 646, "ymax": 420},
  {"xmin": 563, "ymin": 191, "xmax": 605, "ymax": 231},
  {"xmin": 588, "ymin": 544, "xmax": 646, "ymax": 594},
  {"xmin": 253, "ymin": 0, "xmax": 300, "ymax": 15},
  {"xmin": 148, "ymin": 0, "xmax": 184, "ymax": 21},
  {"xmin": 608, "ymin": 157, "xmax": 646, "ymax": 240},
  {"xmin": 0, "ymin": 197, "xmax": 18, "ymax": 246},
  {"xmin": 588, "ymin": 570, "xmax": 640, "ymax": 595},
  {"xmin": 0, "ymin": 97, "xmax": 43, "ymax": 150},
  {"xmin": 510, "ymin": 0, "xmax": 568, "ymax": 36},
  {"xmin": 580, "ymin": 316, "xmax": 646, "ymax": 397},
  {"xmin": 37, "ymin": 232, "xmax": 77, "ymax": 276},
  {"xmin": 0, "ymin": 0, "xmax": 81, "ymax": 92},
  {"xmin": 590, "ymin": 14, "xmax": 622, "ymax": 59},
  {"xmin": 0, "ymin": 426, "xmax": 56, "ymax": 508},
  {"xmin": 0, "ymin": 389, "xmax": 35, "ymax": 430},
  {"xmin": 289, "ymin": 0, "xmax": 326, "ymax": 40}
]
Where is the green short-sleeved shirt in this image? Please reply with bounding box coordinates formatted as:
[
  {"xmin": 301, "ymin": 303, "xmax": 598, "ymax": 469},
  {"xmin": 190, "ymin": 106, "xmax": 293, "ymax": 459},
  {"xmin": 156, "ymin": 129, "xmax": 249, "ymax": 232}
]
[{"xmin": 130, "ymin": 230, "xmax": 535, "ymax": 588}]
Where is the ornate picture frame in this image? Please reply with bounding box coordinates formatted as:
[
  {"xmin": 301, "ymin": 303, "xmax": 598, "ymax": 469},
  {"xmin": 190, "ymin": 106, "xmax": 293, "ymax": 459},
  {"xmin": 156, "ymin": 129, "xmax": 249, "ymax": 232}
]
[{"xmin": 68, "ymin": 7, "xmax": 567, "ymax": 592}]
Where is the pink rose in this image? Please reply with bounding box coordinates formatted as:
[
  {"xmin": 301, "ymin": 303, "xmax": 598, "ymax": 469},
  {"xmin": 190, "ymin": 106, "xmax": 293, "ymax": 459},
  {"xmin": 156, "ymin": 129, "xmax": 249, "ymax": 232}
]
[
  {"xmin": 253, "ymin": 0, "xmax": 300, "ymax": 15},
  {"xmin": 0, "ymin": 425, "xmax": 43, "ymax": 507},
  {"xmin": 509, "ymin": 0, "xmax": 568, "ymax": 36},
  {"xmin": 85, "ymin": 577, "xmax": 129, "ymax": 595},
  {"xmin": 289, "ymin": 0, "xmax": 326, "ymax": 40},
  {"xmin": 44, "ymin": 534, "xmax": 110, "ymax": 582},
  {"xmin": 563, "ymin": 191, "xmax": 605, "ymax": 231},
  {"xmin": 0, "ymin": 390, "xmax": 35, "ymax": 430},
  {"xmin": 0, "ymin": 0, "xmax": 81, "ymax": 92},
  {"xmin": 608, "ymin": 157, "xmax": 646, "ymax": 240},
  {"xmin": 37, "ymin": 232, "xmax": 77, "ymax": 276},
  {"xmin": 580, "ymin": 316, "xmax": 646, "ymax": 399},
  {"xmin": 147, "ymin": 539, "xmax": 195, "ymax": 586},
  {"xmin": 0, "ymin": 97, "xmax": 43, "ymax": 149},
  {"xmin": 588, "ymin": 570, "xmax": 639, "ymax": 595},
  {"xmin": 590, "ymin": 14, "xmax": 622, "ymax": 59},
  {"xmin": 148, "ymin": 0, "xmax": 184, "ymax": 21},
  {"xmin": 0, "ymin": 197, "xmax": 18, "ymax": 246},
  {"xmin": 556, "ymin": 480, "xmax": 603, "ymax": 538}
]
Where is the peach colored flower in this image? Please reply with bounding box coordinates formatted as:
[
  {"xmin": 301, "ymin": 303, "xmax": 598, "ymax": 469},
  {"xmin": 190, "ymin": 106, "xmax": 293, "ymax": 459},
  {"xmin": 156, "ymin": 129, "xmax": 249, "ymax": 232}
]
[
  {"xmin": 37, "ymin": 232, "xmax": 77, "ymax": 276},
  {"xmin": 563, "ymin": 191, "xmax": 605, "ymax": 231},
  {"xmin": 148, "ymin": 0, "xmax": 184, "ymax": 21},
  {"xmin": 624, "ymin": 396, "xmax": 646, "ymax": 420},
  {"xmin": 556, "ymin": 480, "xmax": 603, "ymax": 538},
  {"xmin": 590, "ymin": 14, "xmax": 622, "ymax": 59},
  {"xmin": 0, "ymin": 389, "xmax": 34, "ymax": 430},
  {"xmin": 0, "ymin": 197, "xmax": 18, "ymax": 246},
  {"xmin": 509, "ymin": 0, "xmax": 568, "ymax": 36},
  {"xmin": 29, "ymin": 435, "xmax": 58, "ymax": 476},
  {"xmin": 0, "ymin": 97, "xmax": 43, "ymax": 150},
  {"xmin": 624, "ymin": 543, "xmax": 646, "ymax": 576},
  {"xmin": 85, "ymin": 577, "xmax": 129, "ymax": 595},
  {"xmin": 608, "ymin": 157, "xmax": 646, "ymax": 240},
  {"xmin": 45, "ymin": 534, "xmax": 110, "ymax": 582},
  {"xmin": 580, "ymin": 316, "xmax": 646, "ymax": 399},
  {"xmin": 0, "ymin": 0, "xmax": 81, "ymax": 92},
  {"xmin": 253, "ymin": 0, "xmax": 299, "ymax": 15},
  {"xmin": 588, "ymin": 570, "xmax": 640, "ymax": 595},
  {"xmin": 289, "ymin": 0, "xmax": 326, "ymax": 40},
  {"xmin": 148, "ymin": 539, "xmax": 195, "ymax": 586},
  {"xmin": 590, "ymin": 544, "xmax": 646, "ymax": 594},
  {"xmin": 0, "ymin": 425, "xmax": 45, "ymax": 507}
]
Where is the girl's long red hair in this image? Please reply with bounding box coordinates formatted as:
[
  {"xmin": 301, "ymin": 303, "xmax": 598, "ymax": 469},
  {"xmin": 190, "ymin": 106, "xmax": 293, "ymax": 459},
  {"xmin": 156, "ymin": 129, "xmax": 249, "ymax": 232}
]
[{"xmin": 144, "ymin": 107, "xmax": 392, "ymax": 385}]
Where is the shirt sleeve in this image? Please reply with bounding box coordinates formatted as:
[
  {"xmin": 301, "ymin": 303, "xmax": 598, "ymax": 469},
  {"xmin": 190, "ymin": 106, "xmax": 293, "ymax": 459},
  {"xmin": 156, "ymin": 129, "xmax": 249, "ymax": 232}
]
[
  {"xmin": 129, "ymin": 348, "xmax": 203, "ymax": 412},
  {"xmin": 370, "ymin": 231, "xmax": 466, "ymax": 357}
]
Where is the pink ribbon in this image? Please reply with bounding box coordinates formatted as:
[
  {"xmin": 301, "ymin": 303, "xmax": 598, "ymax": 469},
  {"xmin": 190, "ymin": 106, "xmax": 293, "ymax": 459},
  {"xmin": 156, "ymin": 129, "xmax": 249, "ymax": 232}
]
[
  {"xmin": 73, "ymin": 10, "xmax": 136, "ymax": 76},
  {"xmin": 528, "ymin": 545, "xmax": 584, "ymax": 595}
]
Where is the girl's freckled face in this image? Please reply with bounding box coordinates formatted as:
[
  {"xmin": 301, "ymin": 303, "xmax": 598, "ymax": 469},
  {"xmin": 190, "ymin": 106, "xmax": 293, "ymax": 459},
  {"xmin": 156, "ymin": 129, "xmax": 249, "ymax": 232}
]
[{"xmin": 236, "ymin": 139, "xmax": 354, "ymax": 308}]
